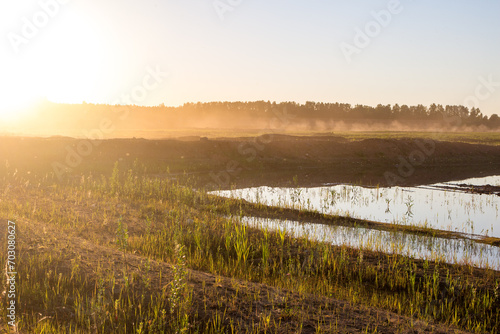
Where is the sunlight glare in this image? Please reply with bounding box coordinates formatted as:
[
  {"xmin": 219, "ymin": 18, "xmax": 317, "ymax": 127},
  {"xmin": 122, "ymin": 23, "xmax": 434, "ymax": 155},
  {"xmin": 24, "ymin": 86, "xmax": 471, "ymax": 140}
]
[
  {"xmin": 0, "ymin": 65, "xmax": 37, "ymax": 122},
  {"xmin": 0, "ymin": 9, "xmax": 109, "ymax": 124}
]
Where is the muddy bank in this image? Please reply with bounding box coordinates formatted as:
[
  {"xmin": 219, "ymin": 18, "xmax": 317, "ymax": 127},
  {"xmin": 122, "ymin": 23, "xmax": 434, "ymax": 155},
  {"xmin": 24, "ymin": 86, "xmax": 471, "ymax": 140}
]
[
  {"xmin": 430, "ymin": 183, "xmax": 500, "ymax": 196},
  {"xmin": 196, "ymin": 164, "xmax": 500, "ymax": 190}
]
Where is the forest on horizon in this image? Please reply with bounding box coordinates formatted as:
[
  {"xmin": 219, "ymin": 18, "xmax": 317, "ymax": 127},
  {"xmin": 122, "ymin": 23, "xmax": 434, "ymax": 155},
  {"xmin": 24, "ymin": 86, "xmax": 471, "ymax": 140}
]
[{"xmin": 3, "ymin": 100, "xmax": 500, "ymax": 135}]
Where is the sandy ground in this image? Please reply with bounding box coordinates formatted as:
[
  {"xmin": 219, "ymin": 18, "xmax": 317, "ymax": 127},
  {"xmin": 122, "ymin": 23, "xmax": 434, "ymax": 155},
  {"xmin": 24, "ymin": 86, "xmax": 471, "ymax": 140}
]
[
  {"xmin": 2, "ymin": 134, "xmax": 498, "ymax": 332},
  {"xmin": 0, "ymin": 216, "xmax": 477, "ymax": 334}
]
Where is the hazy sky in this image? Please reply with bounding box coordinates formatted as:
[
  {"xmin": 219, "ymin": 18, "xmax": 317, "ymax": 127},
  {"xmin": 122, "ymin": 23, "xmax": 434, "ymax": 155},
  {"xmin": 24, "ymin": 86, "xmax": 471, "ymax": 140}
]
[{"xmin": 1, "ymin": 0, "xmax": 499, "ymax": 115}]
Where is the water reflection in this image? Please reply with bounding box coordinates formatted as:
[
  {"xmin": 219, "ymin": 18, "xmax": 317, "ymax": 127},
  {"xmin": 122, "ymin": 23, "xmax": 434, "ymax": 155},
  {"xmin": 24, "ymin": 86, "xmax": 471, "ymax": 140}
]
[
  {"xmin": 215, "ymin": 175, "xmax": 500, "ymax": 238},
  {"xmin": 241, "ymin": 216, "xmax": 500, "ymax": 270}
]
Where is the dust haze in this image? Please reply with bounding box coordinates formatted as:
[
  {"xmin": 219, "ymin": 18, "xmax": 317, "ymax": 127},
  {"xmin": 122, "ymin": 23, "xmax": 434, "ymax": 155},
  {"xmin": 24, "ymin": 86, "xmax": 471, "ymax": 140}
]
[{"xmin": 1, "ymin": 100, "xmax": 498, "ymax": 138}]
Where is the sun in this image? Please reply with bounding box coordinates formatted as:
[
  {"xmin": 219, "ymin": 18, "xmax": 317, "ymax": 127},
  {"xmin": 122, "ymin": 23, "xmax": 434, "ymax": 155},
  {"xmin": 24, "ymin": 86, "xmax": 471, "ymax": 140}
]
[
  {"xmin": 0, "ymin": 8, "xmax": 111, "ymax": 124},
  {"xmin": 0, "ymin": 66, "xmax": 38, "ymax": 123}
]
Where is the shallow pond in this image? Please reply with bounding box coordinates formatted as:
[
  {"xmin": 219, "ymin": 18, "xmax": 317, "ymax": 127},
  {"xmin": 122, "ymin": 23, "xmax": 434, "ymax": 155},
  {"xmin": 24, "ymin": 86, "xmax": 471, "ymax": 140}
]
[
  {"xmin": 215, "ymin": 175, "xmax": 500, "ymax": 238},
  {"xmin": 240, "ymin": 216, "xmax": 500, "ymax": 270}
]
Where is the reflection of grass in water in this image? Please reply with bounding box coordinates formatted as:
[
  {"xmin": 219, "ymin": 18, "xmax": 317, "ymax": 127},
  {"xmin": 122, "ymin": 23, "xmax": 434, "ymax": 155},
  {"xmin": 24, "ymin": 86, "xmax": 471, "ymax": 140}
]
[
  {"xmin": 0, "ymin": 164, "xmax": 499, "ymax": 333},
  {"xmin": 233, "ymin": 182, "xmax": 499, "ymax": 238},
  {"xmin": 223, "ymin": 184, "xmax": 500, "ymax": 263},
  {"xmin": 405, "ymin": 196, "xmax": 414, "ymax": 218},
  {"xmin": 244, "ymin": 217, "xmax": 500, "ymax": 271}
]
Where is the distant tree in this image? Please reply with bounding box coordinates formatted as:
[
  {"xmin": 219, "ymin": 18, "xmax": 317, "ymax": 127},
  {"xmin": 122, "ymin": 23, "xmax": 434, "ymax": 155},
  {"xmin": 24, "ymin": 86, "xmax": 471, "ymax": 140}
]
[
  {"xmin": 428, "ymin": 103, "xmax": 440, "ymax": 119},
  {"xmin": 392, "ymin": 104, "xmax": 401, "ymax": 118},
  {"xmin": 457, "ymin": 105, "xmax": 469, "ymax": 119},
  {"xmin": 413, "ymin": 104, "xmax": 428, "ymax": 119},
  {"xmin": 489, "ymin": 114, "xmax": 500, "ymax": 128},
  {"xmin": 400, "ymin": 105, "xmax": 410, "ymax": 119},
  {"xmin": 374, "ymin": 104, "xmax": 392, "ymax": 119},
  {"xmin": 468, "ymin": 107, "xmax": 483, "ymax": 125}
]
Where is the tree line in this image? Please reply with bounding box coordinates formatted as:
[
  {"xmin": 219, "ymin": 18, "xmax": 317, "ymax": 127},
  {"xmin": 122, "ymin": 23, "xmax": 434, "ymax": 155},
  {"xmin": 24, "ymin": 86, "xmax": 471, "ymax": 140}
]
[
  {"xmin": 174, "ymin": 101, "xmax": 499, "ymax": 127},
  {"xmin": 30, "ymin": 100, "xmax": 500, "ymax": 130}
]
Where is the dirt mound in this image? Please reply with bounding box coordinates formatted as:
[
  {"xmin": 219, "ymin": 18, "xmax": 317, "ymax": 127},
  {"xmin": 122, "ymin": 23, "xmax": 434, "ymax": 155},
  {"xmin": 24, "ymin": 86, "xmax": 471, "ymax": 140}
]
[{"xmin": 1, "ymin": 135, "xmax": 499, "ymax": 188}]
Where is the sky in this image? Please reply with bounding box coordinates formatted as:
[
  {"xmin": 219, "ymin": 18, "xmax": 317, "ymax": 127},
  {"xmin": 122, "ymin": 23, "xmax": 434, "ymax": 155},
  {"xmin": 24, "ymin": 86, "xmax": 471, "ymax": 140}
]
[{"xmin": 1, "ymin": 0, "xmax": 499, "ymax": 118}]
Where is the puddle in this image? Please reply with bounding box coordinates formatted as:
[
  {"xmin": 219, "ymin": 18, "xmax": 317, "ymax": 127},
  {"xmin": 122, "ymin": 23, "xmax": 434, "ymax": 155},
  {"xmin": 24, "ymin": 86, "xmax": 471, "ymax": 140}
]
[
  {"xmin": 241, "ymin": 216, "xmax": 500, "ymax": 270},
  {"xmin": 214, "ymin": 175, "xmax": 500, "ymax": 238}
]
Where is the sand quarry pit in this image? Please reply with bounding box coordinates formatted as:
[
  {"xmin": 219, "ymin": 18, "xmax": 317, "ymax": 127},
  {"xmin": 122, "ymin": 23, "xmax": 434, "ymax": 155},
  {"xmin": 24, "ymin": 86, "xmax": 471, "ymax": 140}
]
[{"xmin": 1, "ymin": 133, "xmax": 500, "ymax": 333}]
